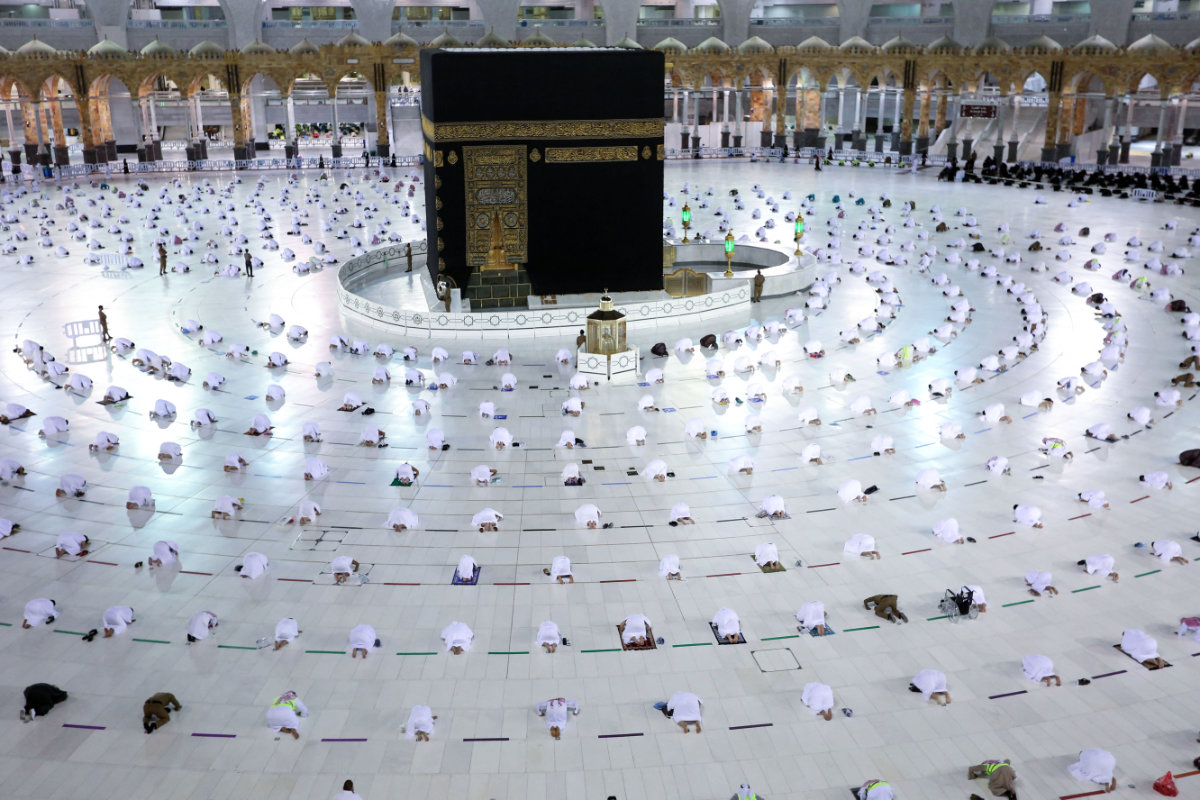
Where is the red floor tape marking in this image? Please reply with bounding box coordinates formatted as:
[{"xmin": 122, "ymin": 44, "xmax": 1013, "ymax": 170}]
[
  {"xmin": 989, "ymin": 531, "xmax": 1016, "ymax": 539},
  {"xmin": 1129, "ymin": 495, "xmax": 1150, "ymax": 503},
  {"xmin": 902, "ymin": 548, "xmax": 931, "ymax": 555}
]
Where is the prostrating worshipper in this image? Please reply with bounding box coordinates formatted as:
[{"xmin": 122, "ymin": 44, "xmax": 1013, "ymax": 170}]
[
  {"xmin": 359, "ymin": 426, "xmax": 386, "ymax": 447},
  {"xmin": 644, "ymin": 459, "xmax": 669, "ymax": 482},
  {"xmin": 126, "ymin": 486, "xmax": 154, "ymax": 510},
  {"xmin": 669, "ymin": 503, "xmax": 694, "ymax": 525},
  {"xmin": 142, "ymin": 692, "xmax": 182, "ymax": 734},
  {"xmin": 149, "ymin": 540, "xmax": 179, "ymax": 567},
  {"xmin": 441, "ymin": 620, "xmax": 474, "ymax": 654},
  {"xmin": 56, "ymin": 474, "xmax": 87, "ymax": 498},
  {"xmin": 864, "ymin": 594, "xmax": 907, "ymax": 623},
  {"xmin": 1068, "ymin": 748, "xmax": 1117, "ymax": 793},
  {"xmin": 916, "ymin": 468, "xmax": 947, "ymax": 492},
  {"xmin": 932, "ymin": 517, "xmax": 965, "ymax": 545},
  {"xmin": 1140, "ymin": 471, "xmax": 1173, "ymax": 490},
  {"xmin": 470, "ymin": 464, "xmax": 496, "ymax": 486},
  {"xmin": 224, "ymin": 453, "xmax": 248, "ymax": 473},
  {"xmin": 711, "ymin": 607, "xmax": 742, "ymax": 643},
  {"xmin": 236, "ymin": 552, "xmax": 269, "ymax": 579},
  {"xmin": 1013, "ymin": 504, "xmax": 1043, "ymax": 529},
  {"xmin": 545, "ymin": 555, "xmax": 574, "ymax": 584},
  {"xmin": 838, "ymin": 479, "xmax": 868, "ymax": 504},
  {"xmin": 796, "ymin": 601, "xmax": 829, "ymax": 636},
  {"xmin": 304, "ymin": 458, "xmax": 329, "ymax": 481},
  {"xmin": 385, "ymin": 507, "xmax": 417, "ymax": 532},
  {"xmin": 274, "ymin": 617, "xmax": 301, "ymax": 651},
  {"xmin": 191, "ymin": 408, "xmax": 217, "ymax": 428},
  {"xmin": 89, "ymin": 431, "xmax": 119, "ymax": 453},
  {"xmin": 536, "ymin": 697, "xmax": 580, "ymax": 740},
  {"xmin": 871, "ymin": 435, "xmax": 896, "ymax": 456},
  {"xmin": 102, "ymin": 605, "xmax": 135, "ymax": 637},
  {"xmin": 1151, "ymin": 539, "xmax": 1188, "ymax": 565},
  {"xmin": 349, "ymin": 623, "xmax": 379, "ymax": 659},
  {"xmin": 472, "ymin": 507, "xmax": 503, "ymax": 532},
  {"xmin": 855, "ymin": 779, "xmax": 893, "ymax": 800},
  {"xmin": 54, "ymin": 531, "xmax": 90, "ymax": 558},
  {"xmin": 1120, "ymin": 628, "xmax": 1167, "ymax": 668},
  {"xmin": 536, "ymin": 620, "xmax": 563, "ymax": 653},
  {"xmin": 659, "ymin": 554, "xmax": 682, "ymax": 580},
  {"xmin": 404, "ymin": 705, "xmax": 437, "ymax": 742},
  {"xmin": 158, "ymin": 442, "xmax": 182, "ymax": 461},
  {"xmin": 754, "ymin": 541, "xmax": 783, "ymax": 571},
  {"xmin": 331, "ymin": 556, "xmax": 360, "ymax": 585},
  {"xmin": 454, "ymin": 554, "xmax": 479, "ymax": 583},
  {"xmin": 22, "ymin": 598, "xmax": 58, "ymax": 628},
  {"xmin": 20, "ymin": 683, "xmax": 68, "ymax": 722},
  {"xmin": 759, "ymin": 494, "xmax": 788, "ymax": 519},
  {"xmin": 211, "ymin": 496, "xmax": 243, "ymax": 520},
  {"xmin": 266, "ymin": 691, "xmax": 309, "ymax": 740},
  {"xmin": 619, "ymin": 612, "xmax": 653, "ymax": 648},
  {"xmin": 729, "ymin": 455, "xmax": 755, "ymax": 474},
  {"xmin": 663, "ymin": 690, "xmax": 703, "ymax": 733},
  {"xmin": 1079, "ymin": 554, "xmax": 1119, "ymax": 582},
  {"xmin": 845, "ymin": 534, "xmax": 881, "ymax": 559},
  {"xmin": 395, "ymin": 463, "xmax": 419, "ymax": 486},
  {"xmin": 1025, "ymin": 570, "xmax": 1058, "ymax": 596},
  {"xmin": 1022, "ymin": 654, "xmax": 1060, "ymax": 687},
  {"xmin": 1078, "ymin": 489, "xmax": 1109, "ymax": 509},
  {"xmin": 967, "ymin": 759, "xmax": 1018, "ymax": 799},
  {"xmin": 186, "ymin": 610, "xmax": 218, "ymax": 643},
  {"xmin": 0, "ymin": 402, "xmax": 35, "ymax": 425},
  {"xmin": 0, "ymin": 459, "xmax": 24, "ymax": 482},
  {"xmin": 802, "ymin": 682, "xmax": 835, "ymax": 721},
  {"xmin": 626, "ymin": 425, "xmax": 647, "ymax": 446},
  {"xmin": 909, "ymin": 668, "xmax": 951, "ymax": 705},
  {"xmin": 490, "ymin": 426, "xmax": 513, "ymax": 450},
  {"xmin": 245, "ymin": 413, "xmax": 274, "ymax": 436}
]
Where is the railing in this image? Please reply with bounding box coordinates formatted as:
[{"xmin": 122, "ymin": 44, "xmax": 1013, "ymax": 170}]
[
  {"xmin": 261, "ymin": 19, "xmax": 358, "ymax": 29},
  {"xmin": 990, "ymin": 13, "xmax": 1089, "ymax": 24},
  {"xmin": 516, "ymin": 19, "xmax": 604, "ymax": 28},
  {"xmin": 636, "ymin": 18, "xmax": 721, "ymax": 26},
  {"xmin": 126, "ymin": 19, "xmax": 226, "ymax": 29},
  {"xmin": 867, "ymin": 15, "xmax": 954, "ymax": 24},
  {"xmin": 397, "ymin": 20, "xmax": 479, "ymax": 28},
  {"xmin": 1015, "ymin": 159, "xmax": 1200, "ymax": 178},
  {"xmin": 664, "ymin": 146, "xmax": 784, "ymax": 159},
  {"xmin": 749, "ymin": 17, "xmax": 839, "ymax": 26},
  {"xmin": 0, "ymin": 18, "xmax": 93, "ymax": 27},
  {"xmin": 1130, "ymin": 11, "xmax": 1199, "ymax": 21}
]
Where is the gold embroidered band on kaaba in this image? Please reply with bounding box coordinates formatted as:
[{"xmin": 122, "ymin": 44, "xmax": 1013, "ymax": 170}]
[
  {"xmin": 422, "ymin": 116, "xmax": 663, "ymax": 143},
  {"xmin": 545, "ymin": 146, "xmax": 638, "ymax": 163}
]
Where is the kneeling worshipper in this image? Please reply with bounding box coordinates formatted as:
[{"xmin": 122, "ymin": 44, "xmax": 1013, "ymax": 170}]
[
  {"xmin": 536, "ymin": 620, "xmax": 563, "ymax": 653},
  {"xmin": 620, "ymin": 612, "xmax": 653, "ymax": 648},
  {"xmin": 664, "ymin": 690, "xmax": 703, "ymax": 733},
  {"xmin": 187, "ymin": 610, "xmax": 218, "ymax": 643},
  {"xmin": 536, "ymin": 697, "xmax": 580, "ymax": 739},
  {"xmin": 711, "ymin": 607, "xmax": 742, "ymax": 643},
  {"xmin": 23, "ymin": 598, "xmax": 58, "ymax": 628},
  {"xmin": 1022, "ymin": 654, "xmax": 1060, "ymax": 687},
  {"xmin": 856, "ymin": 780, "xmax": 893, "ymax": 800},
  {"xmin": 274, "ymin": 617, "xmax": 301, "ymax": 650},
  {"xmin": 266, "ymin": 691, "xmax": 309, "ymax": 740},
  {"xmin": 802, "ymin": 682, "xmax": 835, "ymax": 720},
  {"xmin": 349, "ymin": 623, "xmax": 379, "ymax": 659}
]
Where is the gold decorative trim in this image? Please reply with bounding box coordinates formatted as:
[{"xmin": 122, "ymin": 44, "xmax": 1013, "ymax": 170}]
[
  {"xmin": 436, "ymin": 217, "xmax": 443, "ymax": 231},
  {"xmin": 464, "ymin": 145, "xmax": 527, "ymax": 266},
  {"xmin": 447, "ymin": 150, "xmax": 458, "ymax": 165},
  {"xmin": 529, "ymin": 148, "xmax": 541, "ymax": 163},
  {"xmin": 656, "ymin": 143, "xmax": 665, "ymax": 161},
  {"xmin": 434, "ymin": 175, "xmax": 442, "ymax": 190},
  {"xmin": 423, "ymin": 116, "xmax": 663, "ymax": 143},
  {"xmin": 436, "ymin": 236, "xmax": 444, "ymax": 252},
  {"xmin": 641, "ymin": 145, "xmax": 651, "ymax": 160},
  {"xmin": 545, "ymin": 146, "xmax": 638, "ymax": 163},
  {"xmin": 434, "ymin": 196, "xmax": 443, "ymax": 211}
]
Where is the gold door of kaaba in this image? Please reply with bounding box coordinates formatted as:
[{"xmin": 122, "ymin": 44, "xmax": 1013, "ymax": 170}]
[{"xmin": 464, "ymin": 145, "xmax": 528, "ymax": 268}]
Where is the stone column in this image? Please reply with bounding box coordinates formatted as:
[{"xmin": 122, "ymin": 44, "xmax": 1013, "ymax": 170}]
[
  {"xmin": 733, "ymin": 88, "xmax": 743, "ymax": 148},
  {"xmin": 835, "ymin": 86, "xmax": 845, "ymax": 146},
  {"xmin": 1055, "ymin": 94, "xmax": 1075, "ymax": 161},
  {"xmin": 1040, "ymin": 91, "xmax": 1060, "ymax": 162},
  {"xmin": 1150, "ymin": 98, "xmax": 1168, "ymax": 167},
  {"xmin": 1171, "ymin": 96, "xmax": 1186, "ymax": 166},
  {"xmin": 330, "ymin": 87, "xmax": 342, "ymax": 158},
  {"xmin": 852, "ymin": 85, "xmax": 866, "ymax": 151},
  {"xmin": 945, "ymin": 92, "xmax": 959, "ymax": 162},
  {"xmin": 375, "ymin": 89, "xmax": 390, "ymax": 158},
  {"xmin": 691, "ymin": 85, "xmax": 701, "ymax": 150},
  {"xmin": 681, "ymin": 89, "xmax": 690, "ymax": 151},
  {"xmin": 915, "ymin": 87, "xmax": 931, "ymax": 154},
  {"xmin": 992, "ymin": 94, "xmax": 1006, "ymax": 164},
  {"xmin": 671, "ymin": 89, "xmax": 679, "ymax": 124},
  {"xmin": 285, "ymin": 94, "xmax": 297, "ymax": 160},
  {"xmin": 1119, "ymin": 94, "xmax": 1133, "ymax": 163},
  {"xmin": 1096, "ymin": 94, "xmax": 1115, "ymax": 165}
]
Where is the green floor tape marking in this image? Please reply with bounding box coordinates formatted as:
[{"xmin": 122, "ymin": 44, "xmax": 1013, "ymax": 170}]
[
  {"xmin": 842, "ymin": 625, "xmax": 880, "ymax": 632},
  {"xmin": 761, "ymin": 634, "xmax": 800, "ymax": 641},
  {"xmin": 1002, "ymin": 599, "xmax": 1036, "ymax": 607},
  {"xmin": 1071, "ymin": 585, "xmax": 1101, "ymax": 593},
  {"xmin": 0, "ymin": 622, "xmax": 12, "ymax": 627},
  {"xmin": 487, "ymin": 650, "xmax": 530, "ymax": 655},
  {"xmin": 926, "ymin": 615, "xmax": 951, "ymax": 621},
  {"xmin": 672, "ymin": 642, "xmax": 713, "ymax": 648},
  {"xmin": 217, "ymin": 644, "xmax": 257, "ymax": 650},
  {"xmin": 1134, "ymin": 569, "xmax": 1162, "ymax": 578},
  {"xmin": 132, "ymin": 638, "xmax": 171, "ymax": 644},
  {"xmin": 53, "ymin": 629, "xmax": 86, "ymax": 636},
  {"xmin": 305, "ymin": 649, "xmax": 346, "ymax": 654},
  {"xmin": 581, "ymin": 648, "xmax": 621, "ymax": 653},
  {"xmin": 396, "ymin": 651, "xmax": 438, "ymax": 656}
]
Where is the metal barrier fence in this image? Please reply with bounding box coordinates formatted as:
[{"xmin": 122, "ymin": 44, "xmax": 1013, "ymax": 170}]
[{"xmin": 1014, "ymin": 160, "xmax": 1200, "ymax": 178}]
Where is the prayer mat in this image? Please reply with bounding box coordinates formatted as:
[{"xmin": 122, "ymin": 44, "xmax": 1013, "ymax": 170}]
[
  {"xmin": 710, "ymin": 622, "xmax": 746, "ymax": 645},
  {"xmin": 618, "ymin": 623, "xmax": 656, "ymax": 651},
  {"xmin": 1113, "ymin": 644, "xmax": 1171, "ymax": 669},
  {"xmin": 451, "ymin": 565, "xmax": 481, "ymax": 585}
]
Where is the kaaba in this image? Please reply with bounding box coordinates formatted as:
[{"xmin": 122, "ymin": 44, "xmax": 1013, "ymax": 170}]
[{"xmin": 420, "ymin": 48, "xmax": 665, "ymax": 306}]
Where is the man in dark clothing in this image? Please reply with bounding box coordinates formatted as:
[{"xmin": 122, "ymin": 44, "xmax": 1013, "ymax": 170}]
[
  {"xmin": 752, "ymin": 270, "xmax": 765, "ymax": 303},
  {"xmin": 21, "ymin": 683, "xmax": 68, "ymax": 721},
  {"xmin": 243, "ymin": 250, "xmax": 254, "ymax": 277},
  {"xmin": 158, "ymin": 242, "xmax": 167, "ymax": 275},
  {"xmin": 98, "ymin": 305, "xmax": 111, "ymax": 342},
  {"xmin": 863, "ymin": 594, "xmax": 908, "ymax": 623},
  {"xmin": 143, "ymin": 692, "xmax": 182, "ymax": 733}
]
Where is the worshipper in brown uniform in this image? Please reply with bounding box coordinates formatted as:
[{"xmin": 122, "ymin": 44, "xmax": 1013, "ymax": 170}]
[
  {"xmin": 967, "ymin": 759, "xmax": 1017, "ymax": 799},
  {"xmin": 143, "ymin": 692, "xmax": 182, "ymax": 733}
]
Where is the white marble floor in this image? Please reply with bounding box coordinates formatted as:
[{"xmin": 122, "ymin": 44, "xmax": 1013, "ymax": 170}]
[{"xmin": 0, "ymin": 161, "xmax": 1198, "ymax": 800}]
